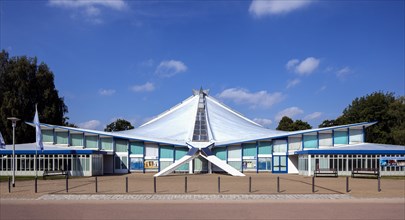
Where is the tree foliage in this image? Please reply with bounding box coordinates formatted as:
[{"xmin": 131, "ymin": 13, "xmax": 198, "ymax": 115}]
[
  {"xmin": 318, "ymin": 92, "xmax": 405, "ymax": 145},
  {"xmin": 104, "ymin": 119, "xmax": 134, "ymax": 132},
  {"xmin": 276, "ymin": 116, "xmax": 312, "ymax": 131},
  {"xmin": 0, "ymin": 50, "xmax": 68, "ymax": 144}
]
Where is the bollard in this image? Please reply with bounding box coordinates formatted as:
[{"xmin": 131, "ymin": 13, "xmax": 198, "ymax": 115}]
[
  {"xmin": 95, "ymin": 176, "xmax": 98, "ymax": 193},
  {"xmin": 346, "ymin": 176, "xmax": 350, "ymax": 193},
  {"xmin": 312, "ymin": 176, "xmax": 315, "ymax": 193},
  {"xmin": 378, "ymin": 176, "xmax": 381, "ymax": 192},
  {"xmin": 35, "ymin": 177, "xmax": 38, "ymax": 193},
  {"xmin": 185, "ymin": 176, "xmax": 187, "ymax": 193},
  {"xmin": 126, "ymin": 177, "xmax": 128, "ymax": 193},
  {"xmin": 154, "ymin": 177, "xmax": 157, "ymax": 193},
  {"xmin": 66, "ymin": 174, "xmax": 69, "ymax": 192},
  {"xmin": 218, "ymin": 176, "xmax": 221, "ymax": 193},
  {"xmin": 8, "ymin": 177, "xmax": 11, "ymax": 193},
  {"xmin": 249, "ymin": 176, "xmax": 252, "ymax": 193},
  {"xmin": 277, "ymin": 176, "xmax": 280, "ymax": 193}
]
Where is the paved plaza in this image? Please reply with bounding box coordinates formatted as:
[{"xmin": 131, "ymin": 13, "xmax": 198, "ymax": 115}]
[{"xmin": 1, "ymin": 173, "xmax": 404, "ymax": 199}]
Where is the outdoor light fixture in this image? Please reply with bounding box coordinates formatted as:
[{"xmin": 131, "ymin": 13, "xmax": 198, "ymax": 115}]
[{"xmin": 7, "ymin": 117, "xmax": 20, "ymax": 187}]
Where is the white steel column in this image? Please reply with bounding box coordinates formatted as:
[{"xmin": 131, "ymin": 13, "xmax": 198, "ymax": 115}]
[
  {"xmin": 189, "ymin": 160, "xmax": 193, "ymax": 174},
  {"xmin": 208, "ymin": 161, "xmax": 212, "ymax": 174},
  {"xmin": 307, "ymin": 154, "xmax": 311, "ymax": 176}
]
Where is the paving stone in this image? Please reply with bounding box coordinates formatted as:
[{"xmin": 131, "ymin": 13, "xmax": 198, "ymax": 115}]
[{"xmin": 38, "ymin": 194, "xmax": 353, "ymax": 201}]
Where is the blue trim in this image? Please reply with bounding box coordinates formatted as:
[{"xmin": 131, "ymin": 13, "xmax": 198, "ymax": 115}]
[
  {"xmin": 52, "ymin": 128, "xmax": 55, "ymax": 144},
  {"xmin": 143, "ymin": 141, "xmax": 146, "ymax": 174},
  {"xmin": 256, "ymin": 141, "xmax": 259, "ymax": 173},
  {"xmin": 363, "ymin": 126, "xmax": 366, "ymax": 142},
  {"xmin": 158, "ymin": 143, "xmax": 161, "ymax": 172},
  {"xmin": 67, "ymin": 130, "xmax": 71, "ymax": 146},
  {"xmin": 226, "ymin": 146, "xmax": 228, "ymax": 164},
  {"xmin": 83, "ymin": 133, "xmax": 86, "ymax": 148},
  {"xmin": 97, "ymin": 134, "xmax": 100, "ymax": 150},
  {"xmin": 301, "ymin": 134, "xmax": 304, "ymax": 149},
  {"xmin": 241, "ymin": 144, "xmax": 243, "ymax": 173}
]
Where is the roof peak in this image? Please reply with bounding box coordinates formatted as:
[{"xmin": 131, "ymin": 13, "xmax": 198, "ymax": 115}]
[{"xmin": 192, "ymin": 88, "xmax": 209, "ymax": 96}]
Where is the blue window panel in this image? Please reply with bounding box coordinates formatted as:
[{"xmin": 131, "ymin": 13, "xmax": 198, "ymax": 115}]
[
  {"xmin": 243, "ymin": 143, "xmax": 256, "ymax": 157},
  {"xmin": 56, "ymin": 132, "xmax": 68, "ymax": 145},
  {"xmin": 86, "ymin": 136, "xmax": 98, "ymax": 149},
  {"xmin": 175, "ymin": 147, "xmax": 189, "ymax": 171},
  {"xmin": 42, "ymin": 130, "xmax": 54, "ymax": 142},
  {"xmin": 273, "ymin": 139, "xmax": 287, "ymax": 153},
  {"xmin": 71, "ymin": 134, "xmax": 83, "ymax": 146},
  {"xmin": 212, "ymin": 147, "xmax": 226, "ymax": 160},
  {"xmin": 334, "ymin": 130, "xmax": 348, "ymax": 145},
  {"xmin": 228, "ymin": 161, "xmax": 242, "ymax": 170},
  {"xmin": 115, "ymin": 139, "xmax": 128, "ymax": 152},
  {"xmin": 258, "ymin": 141, "xmax": 272, "ymax": 154},
  {"xmin": 303, "ymin": 135, "xmax": 318, "ymax": 149},
  {"xmin": 258, "ymin": 157, "xmax": 272, "ymax": 170},
  {"xmin": 101, "ymin": 138, "xmax": 112, "ymax": 150},
  {"xmin": 130, "ymin": 142, "xmax": 143, "ymax": 155},
  {"xmin": 160, "ymin": 145, "xmax": 174, "ymax": 159}
]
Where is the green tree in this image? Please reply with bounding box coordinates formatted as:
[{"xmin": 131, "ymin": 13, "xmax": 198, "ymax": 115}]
[
  {"xmin": 318, "ymin": 92, "xmax": 405, "ymax": 145},
  {"xmin": 318, "ymin": 119, "xmax": 337, "ymax": 128},
  {"xmin": 276, "ymin": 116, "xmax": 312, "ymax": 131},
  {"xmin": 0, "ymin": 50, "xmax": 68, "ymax": 144},
  {"xmin": 276, "ymin": 116, "xmax": 294, "ymax": 131},
  {"xmin": 104, "ymin": 119, "xmax": 134, "ymax": 132},
  {"xmin": 292, "ymin": 120, "xmax": 312, "ymax": 130}
]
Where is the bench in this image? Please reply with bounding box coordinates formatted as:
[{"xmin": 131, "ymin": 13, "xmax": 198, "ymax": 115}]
[
  {"xmin": 314, "ymin": 168, "xmax": 338, "ymax": 177},
  {"xmin": 351, "ymin": 168, "xmax": 379, "ymax": 178},
  {"xmin": 43, "ymin": 170, "xmax": 68, "ymax": 179}
]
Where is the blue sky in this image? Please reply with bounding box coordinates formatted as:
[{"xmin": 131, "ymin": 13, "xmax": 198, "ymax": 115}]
[{"xmin": 1, "ymin": 0, "xmax": 404, "ymax": 130}]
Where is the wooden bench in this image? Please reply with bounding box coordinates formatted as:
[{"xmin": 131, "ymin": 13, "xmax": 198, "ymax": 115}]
[
  {"xmin": 351, "ymin": 168, "xmax": 379, "ymax": 178},
  {"xmin": 314, "ymin": 168, "xmax": 338, "ymax": 177},
  {"xmin": 43, "ymin": 170, "xmax": 68, "ymax": 179}
]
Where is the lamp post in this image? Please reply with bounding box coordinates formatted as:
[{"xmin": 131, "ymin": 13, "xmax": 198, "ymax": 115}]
[{"xmin": 7, "ymin": 117, "xmax": 20, "ymax": 187}]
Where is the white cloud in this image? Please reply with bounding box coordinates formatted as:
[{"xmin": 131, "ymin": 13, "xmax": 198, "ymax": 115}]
[
  {"xmin": 336, "ymin": 66, "xmax": 353, "ymax": 79},
  {"xmin": 218, "ymin": 88, "xmax": 285, "ymax": 109},
  {"xmin": 155, "ymin": 60, "xmax": 188, "ymax": 78},
  {"xmin": 304, "ymin": 112, "xmax": 322, "ymax": 121},
  {"xmin": 286, "ymin": 78, "xmax": 301, "ymax": 89},
  {"xmin": 249, "ymin": 0, "xmax": 313, "ymax": 17},
  {"xmin": 78, "ymin": 120, "xmax": 102, "ymax": 130},
  {"xmin": 286, "ymin": 57, "xmax": 320, "ymax": 75},
  {"xmin": 296, "ymin": 57, "xmax": 320, "ymax": 75},
  {"xmin": 48, "ymin": 0, "xmax": 127, "ymax": 24},
  {"xmin": 98, "ymin": 89, "xmax": 116, "ymax": 96},
  {"xmin": 131, "ymin": 82, "xmax": 155, "ymax": 92},
  {"xmin": 253, "ymin": 118, "xmax": 273, "ymax": 127},
  {"xmin": 275, "ymin": 107, "xmax": 304, "ymax": 121},
  {"xmin": 286, "ymin": 59, "xmax": 299, "ymax": 71}
]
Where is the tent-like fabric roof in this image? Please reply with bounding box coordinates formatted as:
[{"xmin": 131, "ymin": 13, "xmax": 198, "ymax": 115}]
[{"xmin": 25, "ymin": 89, "xmax": 378, "ymax": 147}]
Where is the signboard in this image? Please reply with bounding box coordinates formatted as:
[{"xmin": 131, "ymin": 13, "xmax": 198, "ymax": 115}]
[{"xmin": 380, "ymin": 157, "xmax": 405, "ymax": 167}]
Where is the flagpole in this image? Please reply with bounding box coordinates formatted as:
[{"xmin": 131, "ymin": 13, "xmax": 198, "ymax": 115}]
[{"xmin": 35, "ymin": 148, "xmax": 38, "ymax": 178}]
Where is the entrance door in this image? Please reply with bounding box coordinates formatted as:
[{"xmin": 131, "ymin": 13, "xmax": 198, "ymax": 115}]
[{"xmin": 272, "ymin": 155, "xmax": 288, "ymax": 173}]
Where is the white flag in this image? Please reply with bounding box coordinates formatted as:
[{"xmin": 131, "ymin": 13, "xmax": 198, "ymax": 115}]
[
  {"xmin": 34, "ymin": 105, "xmax": 44, "ymax": 151},
  {"xmin": 0, "ymin": 132, "xmax": 5, "ymax": 149}
]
